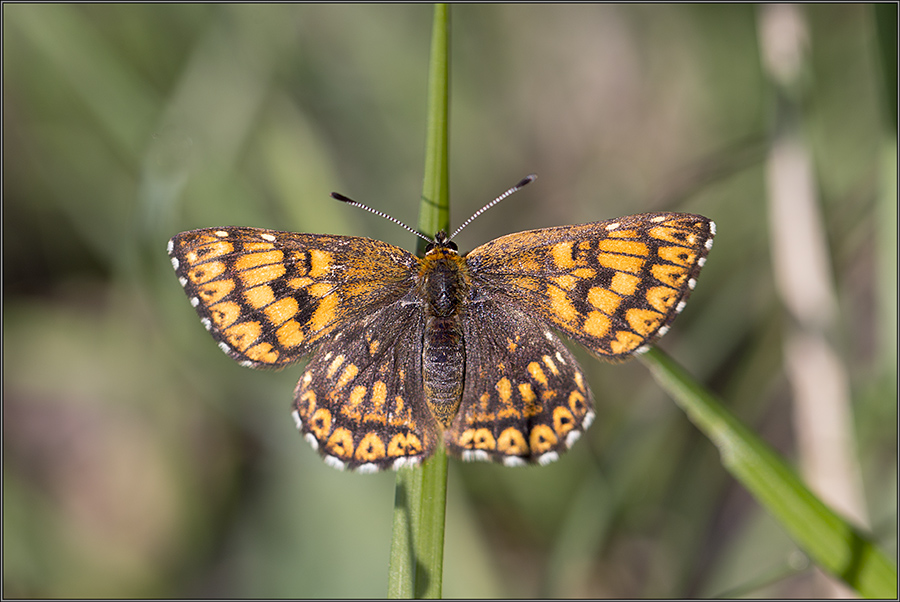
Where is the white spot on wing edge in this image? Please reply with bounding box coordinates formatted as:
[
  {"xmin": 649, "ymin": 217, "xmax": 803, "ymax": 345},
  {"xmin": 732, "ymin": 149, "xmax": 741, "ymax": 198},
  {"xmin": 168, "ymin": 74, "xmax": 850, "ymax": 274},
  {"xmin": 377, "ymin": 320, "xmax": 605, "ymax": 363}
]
[
  {"xmin": 291, "ymin": 410, "xmax": 303, "ymax": 430},
  {"xmin": 178, "ymin": 277, "xmax": 188, "ymax": 287},
  {"xmin": 698, "ymin": 257, "xmax": 706, "ymax": 267},
  {"xmin": 392, "ymin": 456, "xmax": 421, "ymax": 470},
  {"xmin": 462, "ymin": 449, "xmax": 490, "ymax": 462},
  {"xmin": 201, "ymin": 318, "xmax": 212, "ymax": 331},
  {"xmin": 582, "ymin": 409, "xmax": 596, "ymax": 431},
  {"xmin": 634, "ymin": 344, "xmax": 652, "ymax": 355},
  {"xmin": 166, "ymin": 239, "xmax": 174, "ymax": 253},
  {"xmin": 357, "ymin": 463, "xmax": 379, "ymax": 474},
  {"xmin": 537, "ymin": 451, "xmax": 559, "ymax": 466},
  {"xmin": 675, "ymin": 300, "xmax": 687, "ymax": 314},
  {"xmin": 217, "ymin": 341, "xmax": 232, "ymax": 355},
  {"xmin": 502, "ymin": 456, "xmax": 526, "ymax": 467},
  {"xmin": 190, "ymin": 297, "xmax": 200, "ymax": 307},
  {"xmin": 605, "ymin": 221, "xmax": 620, "ymax": 231},
  {"xmin": 656, "ymin": 324, "xmax": 671, "ymax": 338},
  {"xmin": 261, "ymin": 232, "xmax": 277, "ymax": 242},
  {"xmin": 304, "ymin": 432, "xmax": 319, "ymax": 451},
  {"xmin": 215, "ymin": 230, "xmax": 229, "ymax": 237},
  {"xmin": 323, "ymin": 455, "xmax": 347, "ymax": 471},
  {"xmin": 709, "ymin": 221, "xmax": 717, "ymax": 236},
  {"xmin": 565, "ymin": 429, "xmax": 582, "ymax": 448},
  {"xmin": 650, "ymin": 215, "xmax": 666, "ymax": 222},
  {"xmin": 170, "ymin": 256, "xmax": 179, "ymax": 270}
]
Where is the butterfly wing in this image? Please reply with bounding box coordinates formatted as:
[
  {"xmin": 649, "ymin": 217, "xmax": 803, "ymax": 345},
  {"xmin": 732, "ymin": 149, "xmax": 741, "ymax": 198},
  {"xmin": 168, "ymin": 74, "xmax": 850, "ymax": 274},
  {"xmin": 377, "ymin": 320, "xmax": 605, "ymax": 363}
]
[
  {"xmin": 168, "ymin": 227, "xmax": 418, "ymax": 368},
  {"xmin": 291, "ymin": 295, "xmax": 441, "ymax": 471},
  {"xmin": 444, "ymin": 297, "xmax": 595, "ymax": 466},
  {"xmin": 465, "ymin": 213, "xmax": 715, "ymax": 359}
]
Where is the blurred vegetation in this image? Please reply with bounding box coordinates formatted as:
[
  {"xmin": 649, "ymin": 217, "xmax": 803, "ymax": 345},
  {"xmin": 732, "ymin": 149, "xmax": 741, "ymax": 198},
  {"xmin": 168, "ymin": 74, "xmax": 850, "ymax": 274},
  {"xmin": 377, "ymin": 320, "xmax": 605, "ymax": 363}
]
[{"xmin": 3, "ymin": 4, "xmax": 895, "ymax": 598}]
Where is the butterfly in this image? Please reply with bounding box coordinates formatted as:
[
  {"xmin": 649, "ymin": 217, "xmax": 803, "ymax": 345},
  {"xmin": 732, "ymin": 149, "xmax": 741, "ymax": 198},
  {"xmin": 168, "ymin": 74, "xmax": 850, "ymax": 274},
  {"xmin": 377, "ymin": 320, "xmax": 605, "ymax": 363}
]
[{"xmin": 168, "ymin": 176, "xmax": 715, "ymax": 472}]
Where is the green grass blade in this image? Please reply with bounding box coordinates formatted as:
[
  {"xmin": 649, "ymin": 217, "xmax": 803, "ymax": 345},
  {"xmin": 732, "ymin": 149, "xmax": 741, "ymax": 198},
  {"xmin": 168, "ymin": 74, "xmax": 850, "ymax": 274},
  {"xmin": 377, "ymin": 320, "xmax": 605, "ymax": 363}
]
[
  {"xmin": 388, "ymin": 5, "xmax": 450, "ymax": 599},
  {"xmin": 640, "ymin": 346, "xmax": 897, "ymax": 598}
]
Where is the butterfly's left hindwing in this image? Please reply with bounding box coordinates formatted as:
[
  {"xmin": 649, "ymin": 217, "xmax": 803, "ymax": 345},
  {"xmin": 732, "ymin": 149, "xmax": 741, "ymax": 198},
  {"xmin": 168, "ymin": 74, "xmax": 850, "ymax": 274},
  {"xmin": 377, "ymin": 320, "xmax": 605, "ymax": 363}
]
[
  {"xmin": 168, "ymin": 227, "xmax": 418, "ymax": 368},
  {"xmin": 445, "ymin": 298, "xmax": 595, "ymax": 466}
]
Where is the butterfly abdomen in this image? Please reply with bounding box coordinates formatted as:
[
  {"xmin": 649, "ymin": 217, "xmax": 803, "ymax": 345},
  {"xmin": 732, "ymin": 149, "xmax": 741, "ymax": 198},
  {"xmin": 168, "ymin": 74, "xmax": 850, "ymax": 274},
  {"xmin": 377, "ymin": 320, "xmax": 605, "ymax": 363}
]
[{"xmin": 420, "ymin": 246, "xmax": 470, "ymax": 428}]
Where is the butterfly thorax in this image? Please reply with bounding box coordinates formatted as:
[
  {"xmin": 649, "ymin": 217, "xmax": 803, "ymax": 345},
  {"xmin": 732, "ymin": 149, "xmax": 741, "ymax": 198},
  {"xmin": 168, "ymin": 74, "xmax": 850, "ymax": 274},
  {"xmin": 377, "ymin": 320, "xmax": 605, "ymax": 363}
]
[{"xmin": 418, "ymin": 238, "xmax": 470, "ymax": 428}]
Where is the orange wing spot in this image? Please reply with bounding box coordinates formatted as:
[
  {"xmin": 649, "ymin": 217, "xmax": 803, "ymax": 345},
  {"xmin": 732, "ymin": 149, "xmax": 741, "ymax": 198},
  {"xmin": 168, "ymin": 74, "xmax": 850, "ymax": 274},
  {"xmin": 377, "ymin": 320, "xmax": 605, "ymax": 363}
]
[
  {"xmin": 276, "ymin": 319, "xmax": 304, "ymax": 348},
  {"xmin": 609, "ymin": 330, "xmax": 644, "ymax": 354},
  {"xmin": 527, "ymin": 362, "xmax": 548, "ymax": 387},
  {"xmin": 646, "ymin": 285, "xmax": 679, "ymax": 313},
  {"xmin": 354, "ymin": 432, "xmax": 384, "ymax": 462},
  {"xmin": 240, "ymin": 263, "xmax": 286, "ymax": 287},
  {"xmin": 297, "ymin": 388, "xmax": 317, "ymax": 416},
  {"xmin": 496, "ymin": 377, "xmax": 513, "ymax": 404},
  {"xmin": 542, "ymin": 355, "xmax": 559, "ymax": 376},
  {"xmin": 550, "ymin": 241, "xmax": 576, "ymax": 269},
  {"xmin": 325, "ymin": 428, "xmax": 354, "ymax": 459},
  {"xmin": 497, "ymin": 428, "xmax": 529, "ymax": 455},
  {"xmin": 626, "ymin": 308, "xmax": 664, "ymax": 336},
  {"xmin": 197, "ymin": 279, "xmax": 235, "ymax": 304},
  {"xmin": 607, "ymin": 228, "xmax": 638, "ymax": 238},
  {"xmin": 243, "ymin": 241, "xmax": 276, "ymax": 252},
  {"xmin": 368, "ymin": 339, "xmax": 380, "ymax": 356},
  {"xmin": 371, "ymin": 381, "xmax": 387, "ymax": 407},
  {"xmin": 554, "ymin": 275, "xmax": 578, "ymax": 290},
  {"xmin": 529, "ymin": 424, "xmax": 558, "ymax": 454},
  {"xmin": 245, "ymin": 342, "xmax": 279, "ymax": 363},
  {"xmin": 288, "ymin": 277, "xmax": 313, "ymax": 289},
  {"xmin": 610, "ymin": 271, "xmax": 641, "ymax": 296},
  {"xmin": 651, "ymin": 263, "xmax": 688, "ymax": 287},
  {"xmin": 387, "ymin": 432, "xmax": 423, "ymax": 457},
  {"xmin": 264, "ymin": 297, "xmax": 299, "ymax": 326},
  {"xmin": 308, "ymin": 249, "xmax": 333, "ymax": 278},
  {"xmin": 596, "ymin": 253, "xmax": 645, "ymax": 273},
  {"xmin": 243, "ymin": 284, "xmax": 275, "ymax": 309},
  {"xmin": 309, "ymin": 408, "xmax": 332, "ymax": 439},
  {"xmin": 234, "ymin": 250, "xmax": 283, "ymax": 272},
  {"xmin": 583, "ymin": 311, "xmax": 611, "ymax": 338},
  {"xmin": 335, "ymin": 364, "xmax": 359, "ymax": 390},
  {"xmin": 597, "ymin": 239, "xmax": 649, "ymax": 256},
  {"xmin": 459, "ymin": 428, "xmax": 497, "ymax": 451},
  {"xmin": 348, "ymin": 385, "xmax": 367, "ymax": 408},
  {"xmin": 309, "ymin": 293, "xmax": 338, "ymax": 335},
  {"xmin": 518, "ymin": 383, "xmax": 536, "ymax": 404},
  {"xmin": 552, "ymin": 406, "xmax": 576, "ymax": 436},
  {"xmin": 188, "ymin": 261, "xmax": 226, "ymax": 284},
  {"xmin": 568, "ymin": 390, "xmax": 588, "ymax": 417},
  {"xmin": 572, "ymin": 268, "xmax": 597, "ymax": 279},
  {"xmin": 224, "ymin": 321, "xmax": 262, "ymax": 351},
  {"xmin": 547, "ymin": 285, "xmax": 578, "ymax": 325},
  {"xmin": 649, "ymin": 226, "xmax": 698, "ymax": 245},
  {"xmin": 190, "ymin": 240, "xmax": 234, "ymax": 263},
  {"xmin": 326, "ymin": 354, "xmax": 345, "ymax": 379},
  {"xmin": 308, "ymin": 283, "xmax": 332, "ymax": 298},
  {"xmin": 506, "ymin": 337, "xmax": 518, "ymax": 353},
  {"xmin": 574, "ymin": 370, "xmax": 586, "ymax": 393},
  {"xmin": 587, "ymin": 286, "xmax": 622, "ymax": 315},
  {"xmin": 354, "ymin": 432, "xmax": 386, "ymax": 462},
  {"xmin": 657, "ymin": 246, "xmax": 697, "ymax": 266},
  {"xmin": 209, "ymin": 301, "xmax": 241, "ymax": 329}
]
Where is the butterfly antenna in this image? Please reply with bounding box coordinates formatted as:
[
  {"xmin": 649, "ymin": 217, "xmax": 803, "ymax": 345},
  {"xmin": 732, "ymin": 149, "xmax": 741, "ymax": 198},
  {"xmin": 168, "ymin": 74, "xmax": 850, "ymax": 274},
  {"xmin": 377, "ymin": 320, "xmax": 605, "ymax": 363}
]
[
  {"xmin": 332, "ymin": 192, "xmax": 432, "ymax": 243},
  {"xmin": 448, "ymin": 174, "xmax": 537, "ymax": 241}
]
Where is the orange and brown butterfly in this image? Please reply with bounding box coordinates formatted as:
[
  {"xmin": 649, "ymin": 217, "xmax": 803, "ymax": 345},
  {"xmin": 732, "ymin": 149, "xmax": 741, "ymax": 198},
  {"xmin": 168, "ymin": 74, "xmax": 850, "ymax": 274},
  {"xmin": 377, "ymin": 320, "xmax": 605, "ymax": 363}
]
[{"xmin": 167, "ymin": 176, "xmax": 715, "ymax": 472}]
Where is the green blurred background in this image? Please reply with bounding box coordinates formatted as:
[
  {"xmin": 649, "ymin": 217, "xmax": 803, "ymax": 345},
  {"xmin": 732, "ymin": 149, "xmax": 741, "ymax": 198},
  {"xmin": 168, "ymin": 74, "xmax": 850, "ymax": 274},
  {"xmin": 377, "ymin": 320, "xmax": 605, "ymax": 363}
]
[{"xmin": 4, "ymin": 4, "xmax": 895, "ymax": 598}]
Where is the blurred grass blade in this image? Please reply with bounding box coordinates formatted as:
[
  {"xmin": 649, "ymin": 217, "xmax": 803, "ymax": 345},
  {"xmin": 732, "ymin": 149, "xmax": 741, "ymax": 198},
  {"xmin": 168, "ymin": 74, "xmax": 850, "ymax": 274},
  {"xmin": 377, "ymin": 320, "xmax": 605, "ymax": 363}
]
[
  {"xmin": 389, "ymin": 4, "xmax": 450, "ymax": 599},
  {"xmin": 640, "ymin": 346, "xmax": 897, "ymax": 598}
]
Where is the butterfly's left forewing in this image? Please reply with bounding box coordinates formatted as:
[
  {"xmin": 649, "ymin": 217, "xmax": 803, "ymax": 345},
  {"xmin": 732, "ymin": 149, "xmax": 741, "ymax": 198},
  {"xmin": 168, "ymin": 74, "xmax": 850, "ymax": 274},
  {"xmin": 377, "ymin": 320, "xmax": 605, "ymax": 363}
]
[{"xmin": 466, "ymin": 212, "xmax": 715, "ymax": 360}]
